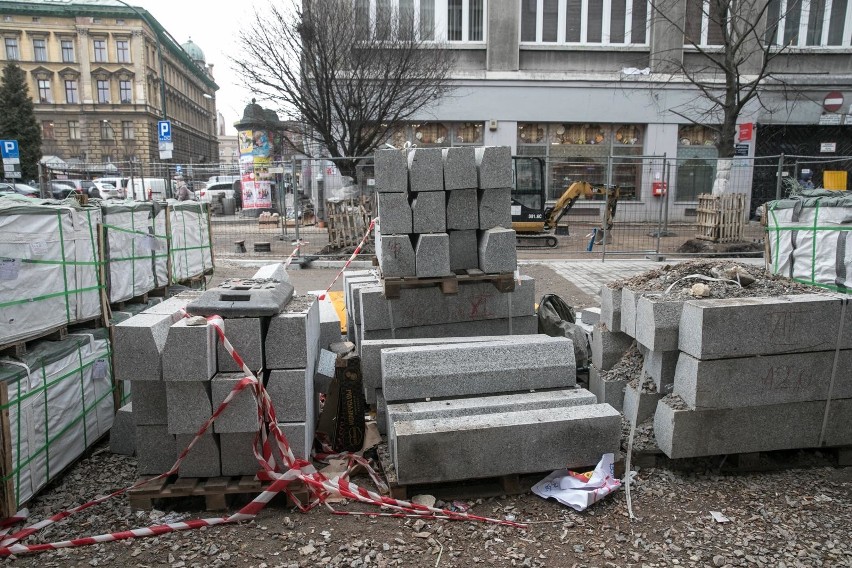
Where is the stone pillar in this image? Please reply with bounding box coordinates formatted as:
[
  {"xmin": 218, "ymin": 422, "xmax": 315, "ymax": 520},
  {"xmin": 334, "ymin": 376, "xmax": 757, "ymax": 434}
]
[
  {"xmin": 649, "ymin": 0, "xmax": 686, "ymax": 73},
  {"xmin": 486, "ymin": 0, "xmax": 519, "ymax": 71}
]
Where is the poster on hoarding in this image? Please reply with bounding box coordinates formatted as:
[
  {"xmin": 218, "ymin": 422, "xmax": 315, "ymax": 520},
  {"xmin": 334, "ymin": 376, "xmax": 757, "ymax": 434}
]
[
  {"xmin": 241, "ymin": 180, "xmax": 273, "ymax": 209},
  {"xmin": 238, "ymin": 130, "xmax": 253, "ymax": 155},
  {"xmin": 252, "ymin": 130, "xmax": 271, "ymax": 157}
]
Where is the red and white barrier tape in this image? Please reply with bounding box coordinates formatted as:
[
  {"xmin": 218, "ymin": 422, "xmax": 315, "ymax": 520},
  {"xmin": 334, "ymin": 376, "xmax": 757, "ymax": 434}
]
[
  {"xmin": 0, "ymin": 303, "xmax": 524, "ymax": 556},
  {"xmin": 317, "ymin": 217, "xmax": 377, "ymax": 301},
  {"xmin": 283, "ymin": 240, "xmax": 308, "ymax": 269}
]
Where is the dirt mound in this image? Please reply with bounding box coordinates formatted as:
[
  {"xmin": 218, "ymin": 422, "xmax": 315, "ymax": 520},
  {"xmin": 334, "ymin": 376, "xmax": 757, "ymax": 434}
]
[{"xmin": 677, "ymin": 239, "xmax": 763, "ymax": 255}]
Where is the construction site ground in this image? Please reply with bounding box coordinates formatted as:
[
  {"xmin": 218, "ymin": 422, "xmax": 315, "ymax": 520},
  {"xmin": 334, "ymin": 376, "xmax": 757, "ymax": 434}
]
[{"xmin": 9, "ymin": 258, "xmax": 851, "ymax": 568}]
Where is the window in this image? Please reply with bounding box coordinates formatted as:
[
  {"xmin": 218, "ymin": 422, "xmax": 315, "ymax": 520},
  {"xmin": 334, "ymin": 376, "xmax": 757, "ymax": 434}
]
[
  {"xmin": 61, "ymin": 39, "xmax": 74, "ymax": 62},
  {"xmin": 447, "ymin": 0, "xmax": 484, "ymax": 41},
  {"xmin": 93, "ymin": 39, "xmax": 107, "ymax": 62},
  {"xmin": 358, "ymin": 0, "xmax": 481, "ymax": 41},
  {"xmin": 116, "ymin": 18, "xmax": 125, "ymax": 25},
  {"xmin": 64, "ymin": 79, "xmax": 79, "ymax": 103},
  {"xmin": 68, "ymin": 120, "xmax": 80, "ymax": 140},
  {"xmin": 42, "ymin": 120, "xmax": 55, "ymax": 140},
  {"xmin": 122, "ymin": 120, "xmax": 134, "ymax": 140},
  {"xmin": 37, "ymin": 79, "xmax": 51, "ymax": 103},
  {"xmin": 116, "ymin": 39, "xmax": 130, "ymax": 62},
  {"xmin": 4, "ymin": 37, "xmax": 19, "ymax": 60},
  {"xmin": 97, "ymin": 79, "xmax": 110, "ymax": 103},
  {"xmin": 101, "ymin": 121, "xmax": 114, "ymax": 140},
  {"xmin": 32, "ymin": 17, "xmax": 40, "ymax": 23},
  {"xmin": 522, "ymin": 0, "xmax": 650, "ymax": 44},
  {"xmin": 33, "ymin": 38, "xmax": 47, "ymax": 62},
  {"xmin": 119, "ymin": 79, "xmax": 132, "ymax": 103},
  {"xmin": 765, "ymin": 0, "xmax": 851, "ymax": 47}
]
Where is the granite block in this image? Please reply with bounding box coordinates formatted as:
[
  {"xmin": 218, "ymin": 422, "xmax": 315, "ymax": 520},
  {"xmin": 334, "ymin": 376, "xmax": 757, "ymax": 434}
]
[
  {"xmin": 113, "ymin": 312, "xmax": 180, "ymax": 382},
  {"xmin": 141, "ymin": 292, "xmax": 202, "ymax": 316},
  {"xmin": 252, "ymin": 263, "xmax": 290, "ymax": 283},
  {"xmin": 377, "ymin": 233, "xmax": 416, "ymax": 278},
  {"xmin": 619, "ymin": 287, "xmax": 641, "ymax": 338},
  {"xmin": 415, "ymin": 233, "xmax": 451, "ymax": 277},
  {"xmin": 175, "ymin": 432, "xmax": 221, "ymax": 477},
  {"xmin": 448, "ymin": 230, "xmax": 478, "ymax": 271},
  {"xmin": 377, "ymin": 192, "xmax": 412, "ymax": 234},
  {"xmin": 136, "ymin": 424, "xmax": 176, "ymax": 475},
  {"xmin": 359, "ymin": 315, "xmax": 539, "ymax": 346},
  {"xmin": 474, "ymin": 146, "xmax": 513, "ymax": 189},
  {"xmin": 407, "ymin": 148, "xmax": 444, "ymax": 192},
  {"xmin": 217, "ymin": 317, "xmax": 264, "ymax": 372},
  {"xmin": 635, "ymin": 297, "xmax": 684, "ymax": 352},
  {"xmin": 267, "ymin": 368, "xmax": 309, "ymax": 422},
  {"xmin": 266, "ymin": 307, "xmax": 309, "ymax": 369},
  {"xmin": 411, "ymin": 190, "xmax": 447, "ymax": 234},
  {"xmin": 380, "ymin": 335, "xmax": 576, "ymax": 402},
  {"xmin": 446, "ymin": 189, "xmax": 479, "ymax": 230},
  {"xmin": 478, "ymin": 228, "xmax": 517, "ymax": 273},
  {"xmin": 643, "ymin": 349, "xmax": 679, "ymax": 393},
  {"xmin": 132, "ymin": 381, "xmax": 168, "ymax": 426},
  {"xmin": 599, "ymin": 285, "xmax": 622, "ymax": 332},
  {"xmin": 277, "ymin": 422, "xmax": 309, "ymax": 461},
  {"xmin": 376, "ymin": 389, "xmax": 388, "ymax": 435},
  {"xmin": 166, "ymin": 381, "xmax": 212, "ymax": 434},
  {"xmin": 211, "ymin": 373, "xmax": 260, "ymax": 433},
  {"xmin": 163, "ymin": 318, "xmax": 217, "ymax": 381},
  {"xmin": 588, "ymin": 365, "xmax": 627, "ymax": 411},
  {"xmin": 442, "ymin": 146, "xmax": 478, "ymax": 190},
  {"xmin": 220, "ymin": 432, "xmax": 261, "ymax": 476},
  {"xmin": 581, "ymin": 307, "xmax": 601, "ymax": 326},
  {"xmin": 109, "ymin": 403, "xmax": 135, "ymax": 456},
  {"xmin": 392, "ymin": 404, "xmax": 621, "ymax": 484},
  {"xmin": 477, "ymin": 187, "xmax": 512, "ymax": 229},
  {"xmin": 591, "ymin": 324, "xmax": 633, "ymax": 371},
  {"xmin": 375, "ymin": 149, "xmax": 408, "ymax": 193},
  {"xmin": 622, "ymin": 376, "xmax": 663, "ymax": 425}
]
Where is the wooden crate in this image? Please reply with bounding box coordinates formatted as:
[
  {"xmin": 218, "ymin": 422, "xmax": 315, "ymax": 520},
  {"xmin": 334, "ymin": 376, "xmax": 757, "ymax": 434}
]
[{"xmin": 695, "ymin": 193, "xmax": 746, "ymax": 243}]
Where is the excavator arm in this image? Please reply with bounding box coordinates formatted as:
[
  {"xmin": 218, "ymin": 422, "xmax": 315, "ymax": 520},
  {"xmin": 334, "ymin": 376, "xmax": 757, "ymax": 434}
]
[{"xmin": 544, "ymin": 181, "xmax": 597, "ymax": 230}]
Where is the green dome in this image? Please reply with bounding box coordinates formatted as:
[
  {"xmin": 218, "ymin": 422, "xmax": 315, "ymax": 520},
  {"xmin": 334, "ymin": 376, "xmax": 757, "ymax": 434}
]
[{"xmin": 181, "ymin": 38, "xmax": 205, "ymax": 63}]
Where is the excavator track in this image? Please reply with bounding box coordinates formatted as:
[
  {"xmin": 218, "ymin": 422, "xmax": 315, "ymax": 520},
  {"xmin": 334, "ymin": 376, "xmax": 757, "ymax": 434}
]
[{"xmin": 516, "ymin": 234, "xmax": 559, "ymax": 248}]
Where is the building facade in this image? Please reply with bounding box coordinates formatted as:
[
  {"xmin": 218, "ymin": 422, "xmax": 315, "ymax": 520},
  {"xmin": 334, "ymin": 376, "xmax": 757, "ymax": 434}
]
[
  {"xmin": 0, "ymin": 0, "xmax": 218, "ymax": 171},
  {"xmin": 370, "ymin": 0, "xmax": 852, "ymax": 219}
]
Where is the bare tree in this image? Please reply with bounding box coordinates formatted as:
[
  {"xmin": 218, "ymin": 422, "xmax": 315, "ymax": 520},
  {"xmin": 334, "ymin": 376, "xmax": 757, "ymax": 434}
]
[{"xmin": 233, "ymin": 0, "xmax": 457, "ymax": 177}]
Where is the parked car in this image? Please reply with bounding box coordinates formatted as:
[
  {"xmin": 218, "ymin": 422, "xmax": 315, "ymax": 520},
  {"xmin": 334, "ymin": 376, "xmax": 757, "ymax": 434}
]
[
  {"xmin": 88, "ymin": 181, "xmax": 121, "ymax": 199},
  {"xmin": 60, "ymin": 179, "xmax": 96, "ymax": 196},
  {"xmin": 0, "ymin": 183, "xmax": 39, "ymax": 197},
  {"xmin": 50, "ymin": 181, "xmax": 80, "ymax": 199},
  {"xmin": 197, "ymin": 181, "xmax": 238, "ymax": 206},
  {"xmin": 94, "ymin": 177, "xmax": 128, "ymax": 199}
]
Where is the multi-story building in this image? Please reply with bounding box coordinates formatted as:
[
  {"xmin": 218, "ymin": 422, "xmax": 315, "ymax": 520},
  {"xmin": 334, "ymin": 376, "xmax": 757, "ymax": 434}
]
[
  {"xmin": 217, "ymin": 111, "xmax": 239, "ymax": 170},
  {"xmin": 0, "ymin": 0, "xmax": 218, "ymax": 171},
  {"xmin": 372, "ymin": 0, "xmax": 852, "ymax": 219}
]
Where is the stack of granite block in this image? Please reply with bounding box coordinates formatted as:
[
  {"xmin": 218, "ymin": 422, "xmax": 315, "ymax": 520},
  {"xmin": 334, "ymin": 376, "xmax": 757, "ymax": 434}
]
[{"xmin": 374, "ymin": 146, "xmax": 517, "ymax": 278}]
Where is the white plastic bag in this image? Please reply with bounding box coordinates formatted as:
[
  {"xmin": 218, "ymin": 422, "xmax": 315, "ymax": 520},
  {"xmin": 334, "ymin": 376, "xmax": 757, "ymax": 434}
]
[{"xmin": 531, "ymin": 453, "xmax": 621, "ymax": 511}]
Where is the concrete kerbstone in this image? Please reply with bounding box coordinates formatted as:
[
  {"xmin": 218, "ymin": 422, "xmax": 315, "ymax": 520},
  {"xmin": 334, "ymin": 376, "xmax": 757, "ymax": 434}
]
[
  {"xmin": 252, "ymin": 263, "xmax": 290, "ymax": 283},
  {"xmin": 218, "ymin": 317, "xmax": 264, "ymax": 373},
  {"xmin": 635, "ymin": 297, "xmax": 684, "ymax": 352},
  {"xmin": 442, "ymin": 146, "xmax": 478, "ymax": 190},
  {"xmin": 477, "ymin": 187, "xmax": 512, "ymax": 229},
  {"xmin": 474, "ymin": 146, "xmax": 512, "ymax": 189},
  {"xmin": 277, "ymin": 422, "xmax": 309, "ymax": 460},
  {"xmin": 377, "ymin": 233, "xmax": 416, "ymax": 278},
  {"xmin": 132, "ymin": 381, "xmax": 167, "ymax": 426},
  {"xmin": 166, "ymin": 381, "xmax": 212, "ymax": 434},
  {"xmin": 588, "ymin": 365, "xmax": 627, "ymax": 410},
  {"xmin": 411, "ymin": 191, "xmax": 446, "ymax": 234},
  {"xmin": 375, "ymin": 149, "xmax": 408, "ymax": 193},
  {"xmin": 162, "ymin": 318, "xmax": 217, "ymax": 381},
  {"xmin": 175, "ymin": 432, "xmax": 221, "ymax": 478},
  {"xmin": 415, "ymin": 233, "xmax": 451, "ymax": 278},
  {"xmin": 643, "ymin": 349, "xmax": 679, "ymax": 393},
  {"xmin": 581, "ymin": 307, "xmax": 601, "ymax": 326},
  {"xmin": 619, "ymin": 287, "xmax": 642, "ymax": 338},
  {"xmin": 220, "ymin": 433, "xmax": 261, "ymax": 476},
  {"xmin": 212, "ymin": 373, "xmax": 261, "ymax": 433},
  {"xmin": 448, "ymin": 230, "xmax": 479, "ymax": 272},
  {"xmin": 478, "ymin": 228, "xmax": 517, "ymax": 273},
  {"xmin": 359, "ymin": 315, "xmax": 539, "ymax": 344},
  {"xmin": 141, "ymin": 293, "xmax": 202, "ymax": 316},
  {"xmin": 376, "ymin": 389, "xmax": 388, "ymax": 435},
  {"xmin": 109, "ymin": 403, "xmax": 135, "ymax": 456},
  {"xmin": 377, "ymin": 192, "xmax": 412, "ymax": 234},
  {"xmin": 266, "ymin": 303, "xmax": 311, "ymax": 369},
  {"xmin": 446, "ymin": 189, "xmax": 478, "ymax": 230},
  {"xmin": 599, "ymin": 286, "xmax": 622, "ymax": 332},
  {"xmin": 591, "ymin": 323, "xmax": 633, "ymax": 371},
  {"xmin": 407, "ymin": 148, "xmax": 444, "ymax": 192},
  {"xmin": 622, "ymin": 377, "xmax": 663, "ymax": 425},
  {"xmin": 267, "ymin": 369, "xmax": 309, "ymax": 422},
  {"xmin": 113, "ymin": 312, "xmax": 180, "ymax": 382},
  {"xmin": 136, "ymin": 424, "xmax": 176, "ymax": 475}
]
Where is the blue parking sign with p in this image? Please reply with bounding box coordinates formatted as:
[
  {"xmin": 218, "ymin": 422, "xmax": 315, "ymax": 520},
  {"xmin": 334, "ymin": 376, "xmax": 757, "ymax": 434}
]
[
  {"xmin": 1, "ymin": 140, "xmax": 19, "ymax": 160},
  {"xmin": 158, "ymin": 120, "xmax": 172, "ymax": 142}
]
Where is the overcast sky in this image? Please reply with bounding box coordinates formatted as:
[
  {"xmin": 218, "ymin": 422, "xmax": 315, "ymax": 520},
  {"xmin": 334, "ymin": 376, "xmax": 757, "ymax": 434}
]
[{"xmin": 131, "ymin": 0, "xmax": 261, "ymax": 135}]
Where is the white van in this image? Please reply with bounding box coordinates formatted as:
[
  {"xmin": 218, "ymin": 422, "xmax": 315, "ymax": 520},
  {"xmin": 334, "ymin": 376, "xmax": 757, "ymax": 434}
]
[{"xmin": 128, "ymin": 177, "xmax": 169, "ymax": 201}]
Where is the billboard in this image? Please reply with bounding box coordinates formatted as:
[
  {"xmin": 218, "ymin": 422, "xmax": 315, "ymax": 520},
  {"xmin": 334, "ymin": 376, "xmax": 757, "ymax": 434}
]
[{"xmin": 238, "ymin": 129, "xmax": 273, "ymax": 209}]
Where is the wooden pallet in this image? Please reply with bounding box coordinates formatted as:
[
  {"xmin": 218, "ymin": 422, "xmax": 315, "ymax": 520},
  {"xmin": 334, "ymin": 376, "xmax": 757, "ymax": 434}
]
[
  {"xmin": 624, "ymin": 445, "xmax": 852, "ymax": 472},
  {"xmin": 0, "ymin": 314, "xmax": 105, "ymax": 359},
  {"xmin": 128, "ymin": 475, "xmax": 308, "ymax": 511},
  {"xmin": 381, "ymin": 269, "xmax": 516, "ymax": 299},
  {"xmin": 327, "ymin": 196, "xmax": 373, "ymax": 249},
  {"xmin": 695, "ymin": 193, "xmax": 746, "ymax": 243}
]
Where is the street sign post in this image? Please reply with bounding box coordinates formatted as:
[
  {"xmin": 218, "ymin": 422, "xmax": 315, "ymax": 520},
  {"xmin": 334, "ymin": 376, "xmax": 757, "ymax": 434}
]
[
  {"xmin": 1, "ymin": 140, "xmax": 21, "ymax": 180},
  {"xmin": 158, "ymin": 120, "xmax": 173, "ymax": 160}
]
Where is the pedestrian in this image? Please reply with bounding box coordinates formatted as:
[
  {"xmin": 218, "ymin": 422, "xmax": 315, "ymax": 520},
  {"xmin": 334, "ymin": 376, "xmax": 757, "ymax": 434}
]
[{"xmin": 176, "ymin": 181, "xmax": 191, "ymax": 201}]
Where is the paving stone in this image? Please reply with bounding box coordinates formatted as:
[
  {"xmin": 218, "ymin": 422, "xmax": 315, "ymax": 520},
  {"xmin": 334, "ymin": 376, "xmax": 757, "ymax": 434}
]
[
  {"xmin": 380, "ymin": 335, "xmax": 576, "ymax": 402},
  {"xmin": 654, "ymin": 397, "xmax": 852, "ymax": 459},
  {"xmin": 375, "ymin": 148, "xmax": 408, "ymax": 193},
  {"xmin": 478, "ymin": 228, "xmax": 517, "ymax": 273},
  {"xmin": 392, "ymin": 403, "xmax": 621, "ymax": 484},
  {"xmin": 163, "ymin": 318, "xmax": 217, "ymax": 381},
  {"xmin": 377, "ymin": 192, "xmax": 412, "ymax": 234},
  {"xmin": 218, "ymin": 317, "xmax": 264, "ymax": 372},
  {"xmin": 252, "ymin": 263, "xmax": 290, "ymax": 283},
  {"xmin": 415, "ymin": 233, "xmax": 451, "ymax": 277},
  {"xmin": 175, "ymin": 432, "xmax": 221, "ymax": 478},
  {"xmin": 674, "ymin": 350, "xmax": 852, "ymax": 410},
  {"xmin": 411, "ymin": 191, "xmax": 447, "ymax": 234},
  {"xmin": 377, "ymin": 233, "xmax": 416, "ymax": 278},
  {"xmin": 220, "ymin": 432, "xmax": 261, "ymax": 476},
  {"xmin": 446, "ymin": 189, "xmax": 478, "ymax": 230},
  {"xmin": 442, "ymin": 146, "xmax": 478, "ymax": 190},
  {"xmin": 266, "ymin": 304, "xmax": 311, "ymax": 369},
  {"xmin": 477, "ymin": 187, "xmax": 512, "ymax": 229},
  {"xmin": 358, "ymin": 275, "xmax": 535, "ymax": 331},
  {"xmin": 211, "ymin": 373, "xmax": 260, "ymax": 433},
  {"xmin": 109, "ymin": 403, "xmax": 135, "ymax": 456},
  {"xmin": 591, "ymin": 323, "xmax": 633, "ymax": 371},
  {"xmin": 136, "ymin": 424, "xmax": 176, "ymax": 475},
  {"xmin": 267, "ymin": 369, "xmax": 309, "ymax": 422},
  {"xmin": 474, "ymin": 146, "xmax": 513, "ymax": 189},
  {"xmin": 588, "ymin": 365, "xmax": 626, "ymax": 411},
  {"xmin": 643, "ymin": 349, "xmax": 679, "ymax": 393},
  {"xmin": 407, "ymin": 148, "xmax": 444, "ymax": 192},
  {"xmin": 448, "ymin": 230, "xmax": 478, "ymax": 271},
  {"xmin": 679, "ymin": 294, "xmax": 852, "ymax": 360},
  {"xmin": 132, "ymin": 381, "xmax": 168, "ymax": 426},
  {"xmin": 599, "ymin": 285, "xmax": 622, "ymax": 332},
  {"xmin": 581, "ymin": 307, "xmax": 601, "ymax": 325},
  {"xmin": 166, "ymin": 381, "xmax": 212, "ymax": 435},
  {"xmin": 635, "ymin": 297, "xmax": 684, "ymax": 352},
  {"xmin": 277, "ymin": 422, "xmax": 309, "ymax": 461},
  {"xmin": 619, "ymin": 287, "xmax": 642, "ymax": 338},
  {"xmin": 113, "ymin": 312, "xmax": 180, "ymax": 382},
  {"xmin": 622, "ymin": 377, "xmax": 663, "ymax": 425}
]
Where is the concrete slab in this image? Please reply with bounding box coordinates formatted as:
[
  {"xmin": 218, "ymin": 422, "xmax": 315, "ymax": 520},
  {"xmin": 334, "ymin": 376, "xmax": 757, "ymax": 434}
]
[
  {"xmin": 635, "ymin": 297, "xmax": 684, "ymax": 352},
  {"xmin": 220, "ymin": 432, "xmax": 261, "ymax": 476},
  {"xmin": 674, "ymin": 350, "xmax": 852, "ymax": 410},
  {"xmin": 442, "ymin": 146, "xmax": 478, "ymax": 190},
  {"xmin": 113, "ymin": 312, "xmax": 180, "ymax": 382},
  {"xmin": 477, "ymin": 187, "xmax": 512, "ymax": 230},
  {"xmin": 448, "ymin": 230, "xmax": 478, "ymax": 272},
  {"xmin": 109, "ymin": 403, "xmax": 135, "ymax": 456},
  {"xmin": 267, "ymin": 368, "xmax": 309, "ymax": 422},
  {"xmin": 131, "ymin": 381, "xmax": 168, "ymax": 426},
  {"xmin": 377, "ymin": 233, "xmax": 416, "ymax": 278},
  {"xmin": 588, "ymin": 365, "xmax": 626, "ymax": 411},
  {"xmin": 654, "ymin": 396, "xmax": 852, "ymax": 459},
  {"xmin": 218, "ymin": 317, "xmax": 264, "ymax": 373},
  {"xmin": 478, "ymin": 228, "xmax": 517, "ymax": 273},
  {"xmin": 407, "ymin": 148, "xmax": 444, "ymax": 192},
  {"xmin": 380, "ymin": 335, "xmax": 576, "ymax": 402},
  {"xmin": 166, "ymin": 381, "xmax": 212, "ymax": 435},
  {"xmin": 591, "ymin": 324, "xmax": 633, "ymax": 371},
  {"xmin": 162, "ymin": 318, "xmax": 217, "ymax": 381},
  {"xmin": 411, "ymin": 191, "xmax": 447, "ymax": 234},
  {"xmin": 474, "ymin": 146, "xmax": 512, "ymax": 189},
  {"xmin": 643, "ymin": 349, "xmax": 679, "ymax": 393},
  {"xmin": 622, "ymin": 377, "xmax": 663, "ymax": 425},
  {"xmin": 599, "ymin": 285, "xmax": 622, "ymax": 332},
  {"xmin": 446, "ymin": 189, "xmax": 479, "ymax": 231},
  {"xmin": 392, "ymin": 403, "xmax": 621, "ymax": 484},
  {"xmin": 136, "ymin": 424, "xmax": 176, "ymax": 475},
  {"xmin": 679, "ymin": 294, "xmax": 852, "ymax": 360},
  {"xmin": 175, "ymin": 432, "xmax": 221, "ymax": 478},
  {"xmin": 375, "ymin": 149, "xmax": 408, "ymax": 193},
  {"xmin": 415, "ymin": 233, "xmax": 451, "ymax": 278},
  {"xmin": 211, "ymin": 373, "xmax": 260, "ymax": 433},
  {"xmin": 377, "ymin": 192, "xmax": 412, "ymax": 235}
]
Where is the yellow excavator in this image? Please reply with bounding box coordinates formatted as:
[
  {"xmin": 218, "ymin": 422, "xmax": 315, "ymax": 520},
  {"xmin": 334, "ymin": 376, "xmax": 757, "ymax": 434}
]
[{"xmin": 511, "ymin": 156, "xmax": 620, "ymax": 248}]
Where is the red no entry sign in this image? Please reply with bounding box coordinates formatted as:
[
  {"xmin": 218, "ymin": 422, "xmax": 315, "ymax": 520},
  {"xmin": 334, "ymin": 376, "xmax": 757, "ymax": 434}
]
[{"xmin": 824, "ymin": 91, "xmax": 844, "ymax": 112}]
